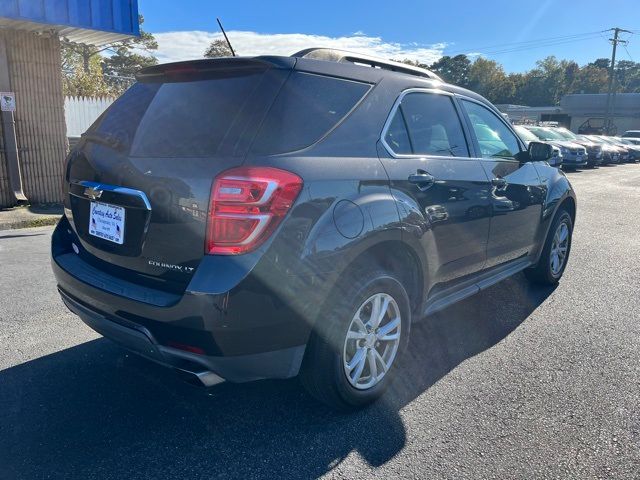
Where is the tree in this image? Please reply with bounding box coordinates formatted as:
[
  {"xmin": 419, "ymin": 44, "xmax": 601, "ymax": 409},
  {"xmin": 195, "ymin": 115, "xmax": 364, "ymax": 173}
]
[
  {"xmin": 508, "ymin": 56, "xmax": 578, "ymax": 106},
  {"xmin": 62, "ymin": 54, "xmax": 112, "ymax": 97},
  {"xmin": 615, "ymin": 60, "xmax": 640, "ymax": 93},
  {"xmin": 204, "ymin": 39, "xmax": 233, "ymax": 58},
  {"xmin": 589, "ymin": 58, "xmax": 610, "ymax": 70},
  {"xmin": 571, "ymin": 65, "xmax": 609, "ymax": 94},
  {"xmin": 466, "ymin": 58, "xmax": 514, "ymax": 104},
  {"xmin": 395, "ymin": 52, "xmax": 640, "ymax": 104},
  {"xmin": 428, "ymin": 54, "xmax": 471, "ymax": 87},
  {"xmin": 62, "ymin": 15, "xmax": 158, "ymax": 96},
  {"xmin": 502, "ymin": 73, "xmax": 527, "ymax": 104}
]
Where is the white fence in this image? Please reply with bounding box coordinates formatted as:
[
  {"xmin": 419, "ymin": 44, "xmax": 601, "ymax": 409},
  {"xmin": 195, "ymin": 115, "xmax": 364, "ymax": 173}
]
[{"xmin": 65, "ymin": 96, "xmax": 115, "ymax": 137}]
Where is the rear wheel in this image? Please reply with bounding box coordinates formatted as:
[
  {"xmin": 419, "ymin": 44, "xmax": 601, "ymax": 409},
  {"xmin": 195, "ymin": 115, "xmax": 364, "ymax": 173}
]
[
  {"xmin": 300, "ymin": 270, "xmax": 411, "ymax": 410},
  {"xmin": 525, "ymin": 208, "xmax": 573, "ymax": 285}
]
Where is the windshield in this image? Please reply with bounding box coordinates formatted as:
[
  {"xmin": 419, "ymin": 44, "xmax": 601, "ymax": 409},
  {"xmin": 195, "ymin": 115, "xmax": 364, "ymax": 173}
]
[
  {"xmin": 554, "ymin": 128, "xmax": 577, "ymax": 140},
  {"xmin": 514, "ymin": 126, "xmax": 539, "ymax": 142},
  {"xmin": 587, "ymin": 136, "xmax": 611, "ymax": 145},
  {"xmin": 527, "ymin": 127, "xmax": 564, "ymax": 141},
  {"xmin": 597, "ymin": 136, "xmax": 618, "ymax": 145}
]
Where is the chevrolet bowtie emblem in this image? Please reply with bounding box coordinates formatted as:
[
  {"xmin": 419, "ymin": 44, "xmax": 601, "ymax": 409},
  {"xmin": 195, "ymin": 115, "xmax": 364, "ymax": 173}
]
[{"xmin": 84, "ymin": 186, "xmax": 103, "ymax": 200}]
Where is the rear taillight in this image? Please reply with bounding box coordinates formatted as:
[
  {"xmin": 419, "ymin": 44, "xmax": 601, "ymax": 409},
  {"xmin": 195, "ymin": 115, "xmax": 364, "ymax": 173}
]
[{"xmin": 206, "ymin": 167, "xmax": 303, "ymax": 255}]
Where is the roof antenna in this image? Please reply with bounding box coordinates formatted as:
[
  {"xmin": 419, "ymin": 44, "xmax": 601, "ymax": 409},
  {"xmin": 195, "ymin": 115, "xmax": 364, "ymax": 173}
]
[{"xmin": 216, "ymin": 18, "xmax": 236, "ymax": 57}]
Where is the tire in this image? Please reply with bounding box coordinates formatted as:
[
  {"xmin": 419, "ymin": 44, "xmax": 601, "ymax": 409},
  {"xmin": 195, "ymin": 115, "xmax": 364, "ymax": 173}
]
[
  {"xmin": 525, "ymin": 208, "xmax": 573, "ymax": 285},
  {"xmin": 300, "ymin": 269, "xmax": 411, "ymax": 410}
]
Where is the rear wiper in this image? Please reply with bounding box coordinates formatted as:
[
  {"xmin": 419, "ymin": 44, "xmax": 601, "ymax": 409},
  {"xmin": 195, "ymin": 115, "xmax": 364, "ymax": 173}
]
[{"xmin": 81, "ymin": 132, "xmax": 124, "ymax": 151}]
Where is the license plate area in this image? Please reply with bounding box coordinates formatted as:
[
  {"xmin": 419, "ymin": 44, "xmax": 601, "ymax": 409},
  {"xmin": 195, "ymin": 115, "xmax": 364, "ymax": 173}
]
[
  {"xmin": 69, "ymin": 181, "xmax": 151, "ymax": 257},
  {"xmin": 89, "ymin": 201, "xmax": 126, "ymax": 245}
]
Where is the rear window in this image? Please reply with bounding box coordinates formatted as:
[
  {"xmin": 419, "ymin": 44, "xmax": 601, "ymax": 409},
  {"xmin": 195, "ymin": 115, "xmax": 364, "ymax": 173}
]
[
  {"xmin": 252, "ymin": 72, "xmax": 370, "ymax": 154},
  {"xmin": 93, "ymin": 72, "xmax": 266, "ymax": 157}
]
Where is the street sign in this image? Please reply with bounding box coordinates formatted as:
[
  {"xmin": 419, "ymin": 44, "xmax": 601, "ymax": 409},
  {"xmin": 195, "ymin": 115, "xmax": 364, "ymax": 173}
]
[{"xmin": 0, "ymin": 92, "xmax": 16, "ymax": 112}]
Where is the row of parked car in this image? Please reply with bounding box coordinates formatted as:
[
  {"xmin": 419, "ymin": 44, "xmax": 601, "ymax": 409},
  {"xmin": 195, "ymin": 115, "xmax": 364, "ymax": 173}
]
[{"xmin": 512, "ymin": 124, "xmax": 640, "ymax": 170}]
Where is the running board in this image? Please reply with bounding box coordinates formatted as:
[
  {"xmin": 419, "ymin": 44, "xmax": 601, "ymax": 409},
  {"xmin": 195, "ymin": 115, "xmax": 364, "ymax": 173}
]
[{"xmin": 423, "ymin": 259, "xmax": 532, "ymax": 317}]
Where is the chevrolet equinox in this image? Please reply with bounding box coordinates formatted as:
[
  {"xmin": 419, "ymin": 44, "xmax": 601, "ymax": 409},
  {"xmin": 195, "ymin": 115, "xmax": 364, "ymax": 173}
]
[{"xmin": 52, "ymin": 48, "xmax": 576, "ymax": 409}]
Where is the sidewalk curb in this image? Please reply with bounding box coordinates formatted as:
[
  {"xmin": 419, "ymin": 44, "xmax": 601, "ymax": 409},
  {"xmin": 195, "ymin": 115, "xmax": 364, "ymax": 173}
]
[{"xmin": 0, "ymin": 216, "xmax": 60, "ymax": 231}]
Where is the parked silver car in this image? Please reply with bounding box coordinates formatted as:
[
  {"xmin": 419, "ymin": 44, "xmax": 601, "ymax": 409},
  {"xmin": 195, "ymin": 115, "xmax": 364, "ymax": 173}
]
[
  {"xmin": 550, "ymin": 127, "xmax": 603, "ymax": 167},
  {"xmin": 621, "ymin": 130, "xmax": 640, "ymax": 145},
  {"xmin": 513, "ymin": 125, "xmax": 562, "ymax": 167},
  {"xmin": 581, "ymin": 136, "xmax": 622, "ymax": 164},
  {"xmin": 521, "ymin": 126, "xmax": 587, "ymax": 169}
]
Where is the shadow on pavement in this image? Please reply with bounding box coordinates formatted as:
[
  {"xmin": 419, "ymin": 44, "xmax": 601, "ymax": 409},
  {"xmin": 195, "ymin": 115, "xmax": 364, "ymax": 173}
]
[
  {"xmin": 0, "ymin": 273, "xmax": 555, "ymax": 479},
  {"xmin": 27, "ymin": 204, "xmax": 64, "ymax": 215},
  {"xmin": 0, "ymin": 233, "xmax": 46, "ymax": 240}
]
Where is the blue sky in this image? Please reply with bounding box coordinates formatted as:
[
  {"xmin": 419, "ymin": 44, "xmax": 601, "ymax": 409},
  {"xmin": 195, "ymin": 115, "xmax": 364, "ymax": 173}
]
[{"xmin": 138, "ymin": 0, "xmax": 640, "ymax": 72}]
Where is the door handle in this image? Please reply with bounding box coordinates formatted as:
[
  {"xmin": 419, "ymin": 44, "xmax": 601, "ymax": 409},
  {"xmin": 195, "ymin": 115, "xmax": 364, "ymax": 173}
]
[
  {"xmin": 491, "ymin": 177, "xmax": 508, "ymax": 188},
  {"xmin": 408, "ymin": 172, "xmax": 435, "ymax": 190}
]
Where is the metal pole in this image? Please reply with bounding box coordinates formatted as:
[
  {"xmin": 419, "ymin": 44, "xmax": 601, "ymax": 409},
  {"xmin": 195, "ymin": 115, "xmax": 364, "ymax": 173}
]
[
  {"xmin": 603, "ymin": 28, "xmax": 630, "ymax": 135},
  {"xmin": 216, "ymin": 18, "xmax": 236, "ymax": 57},
  {"xmin": 0, "ymin": 32, "xmax": 27, "ymax": 203}
]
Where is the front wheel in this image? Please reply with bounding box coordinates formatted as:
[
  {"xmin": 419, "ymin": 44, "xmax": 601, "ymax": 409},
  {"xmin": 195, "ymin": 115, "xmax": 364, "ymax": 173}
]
[
  {"xmin": 525, "ymin": 209, "xmax": 573, "ymax": 285},
  {"xmin": 300, "ymin": 270, "xmax": 411, "ymax": 410}
]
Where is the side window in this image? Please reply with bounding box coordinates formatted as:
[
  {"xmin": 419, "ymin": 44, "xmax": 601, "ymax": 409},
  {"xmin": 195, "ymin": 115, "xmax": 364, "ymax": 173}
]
[
  {"xmin": 384, "ymin": 108, "xmax": 412, "ymax": 154},
  {"xmin": 462, "ymin": 100, "xmax": 521, "ymax": 159},
  {"xmin": 383, "ymin": 92, "xmax": 470, "ymax": 157}
]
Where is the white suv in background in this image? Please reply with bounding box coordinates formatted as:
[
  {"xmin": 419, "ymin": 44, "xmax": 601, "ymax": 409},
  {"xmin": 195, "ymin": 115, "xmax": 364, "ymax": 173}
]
[{"xmin": 621, "ymin": 130, "xmax": 640, "ymax": 145}]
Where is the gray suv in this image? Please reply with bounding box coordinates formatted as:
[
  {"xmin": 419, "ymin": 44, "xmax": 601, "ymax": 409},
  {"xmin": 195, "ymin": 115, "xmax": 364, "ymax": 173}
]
[{"xmin": 52, "ymin": 48, "xmax": 576, "ymax": 409}]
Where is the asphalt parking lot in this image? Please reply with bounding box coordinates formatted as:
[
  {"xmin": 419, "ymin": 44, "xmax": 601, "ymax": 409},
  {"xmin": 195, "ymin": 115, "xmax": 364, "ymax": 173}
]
[{"xmin": 1, "ymin": 164, "xmax": 639, "ymax": 479}]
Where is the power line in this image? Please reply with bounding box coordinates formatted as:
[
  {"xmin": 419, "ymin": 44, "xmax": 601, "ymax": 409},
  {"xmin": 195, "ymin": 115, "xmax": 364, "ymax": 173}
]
[
  {"xmin": 444, "ymin": 30, "xmax": 607, "ymax": 56},
  {"xmin": 477, "ymin": 34, "xmax": 606, "ymax": 57},
  {"xmin": 448, "ymin": 30, "xmax": 606, "ymax": 55}
]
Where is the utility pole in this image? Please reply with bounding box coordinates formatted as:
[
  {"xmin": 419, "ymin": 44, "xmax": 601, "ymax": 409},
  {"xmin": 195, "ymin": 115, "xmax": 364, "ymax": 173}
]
[{"xmin": 603, "ymin": 27, "xmax": 631, "ymax": 135}]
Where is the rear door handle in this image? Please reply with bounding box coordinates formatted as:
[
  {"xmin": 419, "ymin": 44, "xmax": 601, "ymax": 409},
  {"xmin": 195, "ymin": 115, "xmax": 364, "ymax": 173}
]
[
  {"xmin": 408, "ymin": 172, "xmax": 435, "ymax": 190},
  {"xmin": 491, "ymin": 177, "xmax": 508, "ymax": 188}
]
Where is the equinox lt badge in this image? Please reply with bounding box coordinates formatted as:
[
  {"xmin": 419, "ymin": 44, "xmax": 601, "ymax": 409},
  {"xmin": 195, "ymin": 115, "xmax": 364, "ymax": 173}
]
[{"xmin": 148, "ymin": 259, "xmax": 195, "ymax": 273}]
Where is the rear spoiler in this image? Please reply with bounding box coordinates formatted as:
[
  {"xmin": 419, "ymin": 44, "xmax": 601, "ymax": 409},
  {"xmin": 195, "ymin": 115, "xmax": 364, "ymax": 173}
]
[{"xmin": 136, "ymin": 57, "xmax": 297, "ymax": 80}]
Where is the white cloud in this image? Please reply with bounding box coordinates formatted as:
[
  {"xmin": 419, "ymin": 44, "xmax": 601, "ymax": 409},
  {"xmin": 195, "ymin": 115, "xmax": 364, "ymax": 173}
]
[{"xmin": 149, "ymin": 30, "xmax": 447, "ymax": 65}]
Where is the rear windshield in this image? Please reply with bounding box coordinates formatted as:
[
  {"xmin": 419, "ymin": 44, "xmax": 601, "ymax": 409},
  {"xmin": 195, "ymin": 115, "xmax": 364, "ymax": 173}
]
[
  {"xmin": 91, "ymin": 69, "xmax": 369, "ymax": 157},
  {"xmin": 93, "ymin": 72, "xmax": 266, "ymax": 157},
  {"xmin": 251, "ymin": 72, "xmax": 370, "ymax": 154}
]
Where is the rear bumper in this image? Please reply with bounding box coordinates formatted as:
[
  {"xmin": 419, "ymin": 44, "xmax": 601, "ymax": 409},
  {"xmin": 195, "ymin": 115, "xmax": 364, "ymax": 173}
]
[
  {"xmin": 59, "ymin": 288, "xmax": 304, "ymax": 382},
  {"xmin": 52, "ymin": 217, "xmax": 313, "ymax": 382},
  {"xmin": 59, "ymin": 288, "xmax": 305, "ymax": 382}
]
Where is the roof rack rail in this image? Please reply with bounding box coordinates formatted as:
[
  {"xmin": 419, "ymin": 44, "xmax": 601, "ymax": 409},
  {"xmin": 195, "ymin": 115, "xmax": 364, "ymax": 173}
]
[{"xmin": 292, "ymin": 48, "xmax": 442, "ymax": 81}]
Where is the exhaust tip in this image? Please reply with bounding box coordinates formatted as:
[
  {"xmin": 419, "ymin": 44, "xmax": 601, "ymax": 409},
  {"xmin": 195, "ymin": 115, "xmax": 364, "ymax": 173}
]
[{"xmin": 174, "ymin": 367, "xmax": 225, "ymax": 388}]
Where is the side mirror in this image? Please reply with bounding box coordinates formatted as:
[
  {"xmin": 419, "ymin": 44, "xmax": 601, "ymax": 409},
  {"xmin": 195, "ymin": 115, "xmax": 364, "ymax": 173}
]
[{"xmin": 528, "ymin": 141, "xmax": 554, "ymax": 162}]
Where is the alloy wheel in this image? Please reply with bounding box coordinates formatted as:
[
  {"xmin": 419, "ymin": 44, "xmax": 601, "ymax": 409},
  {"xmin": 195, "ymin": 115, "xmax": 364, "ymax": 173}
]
[
  {"xmin": 342, "ymin": 293, "xmax": 401, "ymax": 390},
  {"xmin": 550, "ymin": 221, "xmax": 570, "ymax": 276}
]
